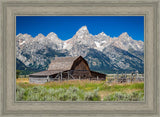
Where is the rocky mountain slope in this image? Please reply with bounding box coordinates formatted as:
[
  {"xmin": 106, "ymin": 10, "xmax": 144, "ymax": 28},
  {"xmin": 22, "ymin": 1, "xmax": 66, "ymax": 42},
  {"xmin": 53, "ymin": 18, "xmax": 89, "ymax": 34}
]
[{"xmin": 16, "ymin": 26, "xmax": 144, "ymax": 74}]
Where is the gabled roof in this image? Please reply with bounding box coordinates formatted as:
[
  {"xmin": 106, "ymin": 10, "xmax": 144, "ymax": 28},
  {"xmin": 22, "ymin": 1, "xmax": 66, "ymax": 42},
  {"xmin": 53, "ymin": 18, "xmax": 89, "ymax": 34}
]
[
  {"xmin": 48, "ymin": 56, "xmax": 80, "ymax": 71},
  {"xmin": 29, "ymin": 70, "xmax": 63, "ymax": 77}
]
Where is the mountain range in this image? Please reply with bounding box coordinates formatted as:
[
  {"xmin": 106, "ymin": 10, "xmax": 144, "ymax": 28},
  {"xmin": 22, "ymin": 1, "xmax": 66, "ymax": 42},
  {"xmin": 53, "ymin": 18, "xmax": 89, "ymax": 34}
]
[{"xmin": 16, "ymin": 26, "xmax": 144, "ymax": 74}]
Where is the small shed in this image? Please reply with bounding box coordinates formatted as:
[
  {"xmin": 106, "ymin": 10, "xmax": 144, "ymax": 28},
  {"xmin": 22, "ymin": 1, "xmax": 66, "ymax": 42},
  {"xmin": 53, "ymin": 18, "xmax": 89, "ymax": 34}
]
[{"xmin": 29, "ymin": 56, "xmax": 106, "ymax": 84}]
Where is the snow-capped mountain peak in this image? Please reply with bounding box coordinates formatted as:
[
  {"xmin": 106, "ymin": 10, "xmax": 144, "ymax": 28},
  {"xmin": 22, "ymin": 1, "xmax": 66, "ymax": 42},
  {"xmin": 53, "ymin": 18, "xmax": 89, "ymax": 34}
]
[
  {"xmin": 35, "ymin": 33, "xmax": 45, "ymax": 39},
  {"xmin": 17, "ymin": 33, "xmax": 23, "ymax": 37},
  {"xmin": 46, "ymin": 32, "xmax": 61, "ymax": 41},
  {"xmin": 16, "ymin": 26, "xmax": 144, "ymax": 73},
  {"xmin": 78, "ymin": 25, "xmax": 88, "ymax": 31},
  {"xmin": 23, "ymin": 34, "xmax": 32, "ymax": 38},
  {"xmin": 47, "ymin": 32, "xmax": 57, "ymax": 37},
  {"xmin": 75, "ymin": 25, "xmax": 89, "ymax": 36},
  {"xmin": 99, "ymin": 32, "xmax": 107, "ymax": 36},
  {"xmin": 119, "ymin": 32, "xmax": 130, "ymax": 39}
]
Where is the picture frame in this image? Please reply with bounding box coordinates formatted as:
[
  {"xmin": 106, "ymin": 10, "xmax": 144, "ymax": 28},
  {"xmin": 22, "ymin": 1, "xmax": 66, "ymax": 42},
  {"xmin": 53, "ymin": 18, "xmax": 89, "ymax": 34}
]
[{"xmin": 0, "ymin": 0, "xmax": 159, "ymax": 117}]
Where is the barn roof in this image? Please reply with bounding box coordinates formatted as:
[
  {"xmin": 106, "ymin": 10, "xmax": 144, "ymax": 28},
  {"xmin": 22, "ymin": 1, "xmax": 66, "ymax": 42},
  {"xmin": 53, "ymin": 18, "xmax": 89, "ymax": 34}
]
[
  {"xmin": 48, "ymin": 56, "xmax": 80, "ymax": 71},
  {"xmin": 90, "ymin": 70, "xmax": 106, "ymax": 76},
  {"xmin": 29, "ymin": 70, "xmax": 64, "ymax": 77},
  {"xmin": 29, "ymin": 56, "xmax": 84, "ymax": 77}
]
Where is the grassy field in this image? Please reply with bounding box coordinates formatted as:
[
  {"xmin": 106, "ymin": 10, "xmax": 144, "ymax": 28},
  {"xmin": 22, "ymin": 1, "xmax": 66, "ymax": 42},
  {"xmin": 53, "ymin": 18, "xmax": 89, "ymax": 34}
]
[{"xmin": 16, "ymin": 78, "xmax": 144, "ymax": 101}]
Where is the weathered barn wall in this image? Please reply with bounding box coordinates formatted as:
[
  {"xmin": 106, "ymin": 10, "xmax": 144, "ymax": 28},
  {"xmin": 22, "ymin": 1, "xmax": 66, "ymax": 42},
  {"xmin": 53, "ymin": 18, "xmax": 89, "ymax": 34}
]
[
  {"xmin": 29, "ymin": 77, "xmax": 48, "ymax": 84},
  {"xmin": 71, "ymin": 58, "xmax": 92, "ymax": 79},
  {"xmin": 72, "ymin": 58, "xmax": 90, "ymax": 71},
  {"xmin": 71, "ymin": 70, "xmax": 91, "ymax": 79},
  {"xmin": 91, "ymin": 71, "xmax": 106, "ymax": 80}
]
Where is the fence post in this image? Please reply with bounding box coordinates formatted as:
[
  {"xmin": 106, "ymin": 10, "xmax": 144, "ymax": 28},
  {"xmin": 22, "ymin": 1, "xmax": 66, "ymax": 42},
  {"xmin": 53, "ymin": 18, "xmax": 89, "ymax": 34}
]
[
  {"xmin": 117, "ymin": 73, "xmax": 119, "ymax": 83},
  {"xmin": 97, "ymin": 76, "xmax": 99, "ymax": 80},
  {"xmin": 114, "ymin": 74, "xmax": 116, "ymax": 83},
  {"xmin": 47, "ymin": 75, "xmax": 49, "ymax": 82},
  {"xmin": 60, "ymin": 72, "xmax": 62, "ymax": 81},
  {"xmin": 58, "ymin": 73, "xmax": 61, "ymax": 81},
  {"xmin": 125, "ymin": 72, "xmax": 127, "ymax": 78},
  {"xmin": 68, "ymin": 71, "xmax": 69, "ymax": 80},
  {"xmin": 131, "ymin": 72, "xmax": 134, "ymax": 83},
  {"xmin": 135, "ymin": 70, "xmax": 139, "ymax": 81}
]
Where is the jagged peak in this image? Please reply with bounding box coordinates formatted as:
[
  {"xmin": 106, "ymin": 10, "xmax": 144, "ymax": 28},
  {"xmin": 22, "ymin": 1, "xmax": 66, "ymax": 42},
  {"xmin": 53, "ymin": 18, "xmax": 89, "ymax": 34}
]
[
  {"xmin": 98, "ymin": 32, "xmax": 107, "ymax": 36},
  {"xmin": 138, "ymin": 40, "xmax": 144, "ymax": 43},
  {"xmin": 35, "ymin": 33, "xmax": 45, "ymax": 38},
  {"xmin": 76, "ymin": 25, "xmax": 89, "ymax": 34},
  {"xmin": 119, "ymin": 32, "xmax": 129, "ymax": 37},
  {"xmin": 22, "ymin": 33, "xmax": 33, "ymax": 38},
  {"xmin": 47, "ymin": 32, "xmax": 57, "ymax": 37},
  {"xmin": 17, "ymin": 33, "xmax": 23, "ymax": 37},
  {"xmin": 37, "ymin": 33, "xmax": 44, "ymax": 36},
  {"xmin": 46, "ymin": 32, "xmax": 62, "ymax": 42},
  {"xmin": 79, "ymin": 25, "xmax": 88, "ymax": 30},
  {"xmin": 47, "ymin": 32, "xmax": 56, "ymax": 35}
]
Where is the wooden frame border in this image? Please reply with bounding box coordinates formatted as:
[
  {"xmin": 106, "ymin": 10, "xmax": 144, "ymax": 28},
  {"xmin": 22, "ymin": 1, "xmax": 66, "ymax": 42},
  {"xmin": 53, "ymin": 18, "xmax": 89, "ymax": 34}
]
[{"xmin": 0, "ymin": 0, "xmax": 159, "ymax": 116}]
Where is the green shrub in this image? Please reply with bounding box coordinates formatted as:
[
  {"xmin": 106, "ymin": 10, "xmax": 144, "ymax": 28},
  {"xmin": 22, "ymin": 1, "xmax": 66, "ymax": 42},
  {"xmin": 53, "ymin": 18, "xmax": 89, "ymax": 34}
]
[
  {"xmin": 84, "ymin": 88, "xmax": 101, "ymax": 101},
  {"xmin": 103, "ymin": 91, "xmax": 144, "ymax": 101},
  {"xmin": 16, "ymin": 83, "xmax": 144, "ymax": 101},
  {"xmin": 16, "ymin": 86, "xmax": 86, "ymax": 101},
  {"xmin": 16, "ymin": 85, "xmax": 25, "ymax": 101}
]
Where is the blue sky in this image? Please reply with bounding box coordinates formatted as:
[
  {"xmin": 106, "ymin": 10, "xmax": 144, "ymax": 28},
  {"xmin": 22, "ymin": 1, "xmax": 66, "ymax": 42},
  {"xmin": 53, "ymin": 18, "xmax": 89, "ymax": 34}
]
[{"xmin": 16, "ymin": 16, "xmax": 144, "ymax": 41}]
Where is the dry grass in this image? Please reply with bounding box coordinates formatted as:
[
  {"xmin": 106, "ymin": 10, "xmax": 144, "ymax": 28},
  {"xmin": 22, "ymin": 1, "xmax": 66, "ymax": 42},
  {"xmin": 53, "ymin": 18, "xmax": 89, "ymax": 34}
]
[
  {"xmin": 98, "ymin": 88, "xmax": 142, "ymax": 99},
  {"xmin": 44, "ymin": 79, "xmax": 103, "ymax": 87},
  {"xmin": 16, "ymin": 79, "xmax": 105, "ymax": 91},
  {"xmin": 16, "ymin": 78, "xmax": 29, "ymax": 83},
  {"xmin": 16, "ymin": 78, "xmax": 144, "ymax": 92}
]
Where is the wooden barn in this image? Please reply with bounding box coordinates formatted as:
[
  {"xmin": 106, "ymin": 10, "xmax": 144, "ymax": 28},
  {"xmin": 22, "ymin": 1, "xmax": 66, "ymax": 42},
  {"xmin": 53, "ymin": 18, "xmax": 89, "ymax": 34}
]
[{"xmin": 29, "ymin": 56, "xmax": 106, "ymax": 84}]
